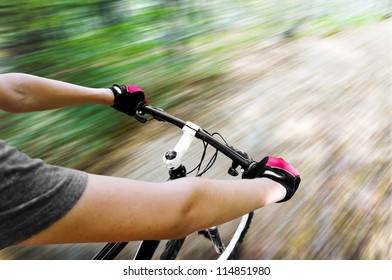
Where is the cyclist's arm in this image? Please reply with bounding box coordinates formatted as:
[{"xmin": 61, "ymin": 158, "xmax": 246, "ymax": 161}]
[
  {"xmin": 19, "ymin": 174, "xmax": 285, "ymax": 245},
  {"xmin": 0, "ymin": 73, "xmax": 113, "ymax": 113}
]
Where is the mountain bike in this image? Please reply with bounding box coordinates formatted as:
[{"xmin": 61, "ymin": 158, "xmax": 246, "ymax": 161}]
[{"xmin": 93, "ymin": 104, "xmax": 255, "ymax": 260}]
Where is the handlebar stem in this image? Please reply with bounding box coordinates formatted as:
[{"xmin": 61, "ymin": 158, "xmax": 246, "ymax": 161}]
[{"xmin": 163, "ymin": 121, "xmax": 199, "ymax": 170}]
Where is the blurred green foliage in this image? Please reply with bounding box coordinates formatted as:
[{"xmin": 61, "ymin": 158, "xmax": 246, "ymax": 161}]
[{"xmin": 0, "ymin": 0, "xmax": 390, "ymax": 169}]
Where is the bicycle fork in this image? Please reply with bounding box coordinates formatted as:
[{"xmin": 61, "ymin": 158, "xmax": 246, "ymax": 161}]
[{"xmin": 205, "ymin": 227, "xmax": 226, "ymax": 254}]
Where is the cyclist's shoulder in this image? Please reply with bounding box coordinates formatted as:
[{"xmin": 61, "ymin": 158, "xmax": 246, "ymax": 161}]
[
  {"xmin": 0, "ymin": 139, "xmax": 14, "ymax": 159},
  {"xmin": 0, "ymin": 139, "xmax": 28, "ymax": 162}
]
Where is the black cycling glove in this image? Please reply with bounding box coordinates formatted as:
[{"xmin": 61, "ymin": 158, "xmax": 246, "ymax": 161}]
[
  {"xmin": 242, "ymin": 156, "xmax": 301, "ymax": 203},
  {"xmin": 110, "ymin": 84, "xmax": 148, "ymax": 116}
]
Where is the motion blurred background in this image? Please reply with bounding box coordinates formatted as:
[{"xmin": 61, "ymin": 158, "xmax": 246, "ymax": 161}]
[{"xmin": 0, "ymin": 0, "xmax": 391, "ymax": 259}]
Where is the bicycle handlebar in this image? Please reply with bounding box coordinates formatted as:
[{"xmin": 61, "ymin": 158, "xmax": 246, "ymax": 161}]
[
  {"xmin": 136, "ymin": 104, "xmax": 254, "ymax": 171},
  {"xmin": 94, "ymin": 104, "xmax": 257, "ymax": 260}
]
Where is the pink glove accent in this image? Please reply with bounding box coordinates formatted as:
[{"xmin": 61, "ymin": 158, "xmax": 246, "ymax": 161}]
[
  {"xmin": 266, "ymin": 156, "xmax": 299, "ymax": 176},
  {"xmin": 126, "ymin": 85, "xmax": 148, "ymax": 104}
]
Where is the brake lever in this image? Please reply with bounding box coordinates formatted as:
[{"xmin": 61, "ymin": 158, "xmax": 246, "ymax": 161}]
[
  {"xmin": 136, "ymin": 103, "xmax": 167, "ymax": 123},
  {"xmin": 227, "ymin": 148, "xmax": 252, "ymax": 177},
  {"xmin": 135, "ymin": 114, "xmax": 147, "ymax": 123},
  {"xmin": 134, "ymin": 102, "xmax": 147, "ymax": 123},
  {"xmin": 228, "ymin": 162, "xmax": 239, "ymax": 176}
]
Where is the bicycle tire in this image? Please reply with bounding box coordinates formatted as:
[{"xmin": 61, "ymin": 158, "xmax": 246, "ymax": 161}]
[{"xmin": 218, "ymin": 211, "xmax": 254, "ymax": 260}]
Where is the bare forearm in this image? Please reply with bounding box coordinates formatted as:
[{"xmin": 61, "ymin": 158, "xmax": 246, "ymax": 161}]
[
  {"xmin": 0, "ymin": 73, "xmax": 113, "ymax": 112},
  {"xmin": 170, "ymin": 177, "xmax": 284, "ymax": 236},
  {"xmin": 20, "ymin": 174, "xmax": 286, "ymax": 245}
]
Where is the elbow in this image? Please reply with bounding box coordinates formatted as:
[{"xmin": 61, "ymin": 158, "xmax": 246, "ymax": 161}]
[
  {"xmin": 1, "ymin": 103, "xmax": 26, "ymax": 113},
  {"xmin": 0, "ymin": 73, "xmax": 28, "ymax": 113},
  {"xmin": 0, "ymin": 97, "xmax": 22, "ymax": 113},
  {"xmin": 167, "ymin": 178, "xmax": 208, "ymax": 239},
  {"xmin": 159, "ymin": 178, "xmax": 205, "ymax": 239}
]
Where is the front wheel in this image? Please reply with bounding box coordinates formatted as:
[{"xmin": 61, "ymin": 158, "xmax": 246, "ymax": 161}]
[{"xmin": 218, "ymin": 211, "xmax": 254, "ymax": 260}]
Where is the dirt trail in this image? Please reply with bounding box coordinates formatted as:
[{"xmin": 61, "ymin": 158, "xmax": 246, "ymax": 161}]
[
  {"xmin": 223, "ymin": 20, "xmax": 392, "ymax": 259},
  {"xmin": 2, "ymin": 19, "xmax": 391, "ymax": 260}
]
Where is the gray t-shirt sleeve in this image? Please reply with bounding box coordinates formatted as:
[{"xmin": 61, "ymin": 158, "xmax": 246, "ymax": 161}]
[{"xmin": 0, "ymin": 140, "xmax": 88, "ymax": 249}]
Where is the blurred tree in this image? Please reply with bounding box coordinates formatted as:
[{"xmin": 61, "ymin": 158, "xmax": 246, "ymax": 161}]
[
  {"xmin": 0, "ymin": 0, "xmax": 390, "ymax": 170},
  {"xmin": 94, "ymin": 0, "xmax": 127, "ymax": 27},
  {"xmin": 0, "ymin": 1, "xmax": 130, "ymax": 72},
  {"xmin": 1, "ymin": 2, "xmax": 62, "ymax": 56}
]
